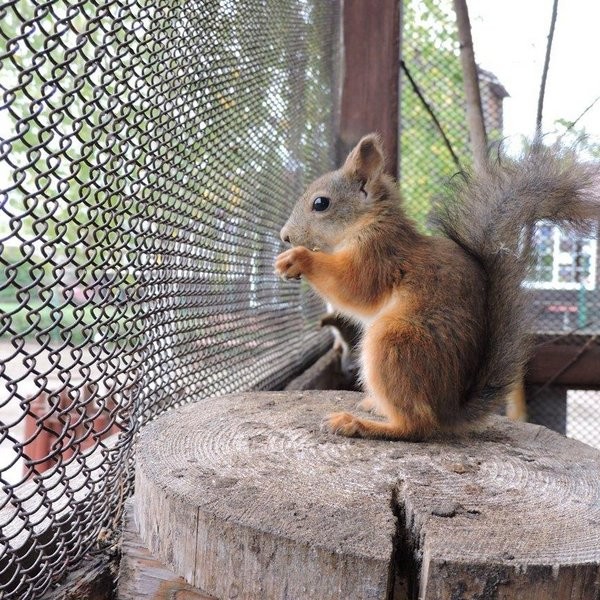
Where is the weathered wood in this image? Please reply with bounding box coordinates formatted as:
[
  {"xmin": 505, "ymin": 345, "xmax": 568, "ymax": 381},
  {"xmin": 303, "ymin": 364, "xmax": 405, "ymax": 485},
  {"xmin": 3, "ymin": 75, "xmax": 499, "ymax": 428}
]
[
  {"xmin": 134, "ymin": 391, "xmax": 600, "ymax": 600},
  {"xmin": 284, "ymin": 347, "xmax": 354, "ymax": 391},
  {"xmin": 339, "ymin": 0, "xmax": 401, "ymax": 176},
  {"xmin": 42, "ymin": 556, "xmax": 116, "ymax": 600},
  {"xmin": 118, "ymin": 500, "xmax": 214, "ymax": 600}
]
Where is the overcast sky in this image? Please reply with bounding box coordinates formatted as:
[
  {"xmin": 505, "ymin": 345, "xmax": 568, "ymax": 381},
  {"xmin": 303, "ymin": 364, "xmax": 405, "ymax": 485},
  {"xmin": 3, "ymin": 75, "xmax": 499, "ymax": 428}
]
[{"xmin": 469, "ymin": 0, "xmax": 600, "ymax": 146}]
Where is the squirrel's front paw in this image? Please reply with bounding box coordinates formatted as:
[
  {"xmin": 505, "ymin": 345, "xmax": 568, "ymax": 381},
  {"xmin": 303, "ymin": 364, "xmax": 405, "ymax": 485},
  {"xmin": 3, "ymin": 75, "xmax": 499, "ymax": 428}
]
[{"xmin": 274, "ymin": 247, "xmax": 312, "ymax": 280}]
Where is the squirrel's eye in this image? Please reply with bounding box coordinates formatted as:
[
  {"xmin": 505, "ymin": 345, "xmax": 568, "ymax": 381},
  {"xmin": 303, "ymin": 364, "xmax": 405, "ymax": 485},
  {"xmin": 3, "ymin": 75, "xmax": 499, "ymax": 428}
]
[{"xmin": 312, "ymin": 196, "xmax": 330, "ymax": 212}]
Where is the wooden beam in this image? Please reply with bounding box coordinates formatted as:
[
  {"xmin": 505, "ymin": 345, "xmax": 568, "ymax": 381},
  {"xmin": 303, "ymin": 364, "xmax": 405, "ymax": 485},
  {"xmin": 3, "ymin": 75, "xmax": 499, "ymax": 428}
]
[
  {"xmin": 339, "ymin": 0, "xmax": 401, "ymax": 176},
  {"xmin": 527, "ymin": 338, "xmax": 600, "ymax": 388},
  {"xmin": 285, "ymin": 348, "xmax": 356, "ymax": 392}
]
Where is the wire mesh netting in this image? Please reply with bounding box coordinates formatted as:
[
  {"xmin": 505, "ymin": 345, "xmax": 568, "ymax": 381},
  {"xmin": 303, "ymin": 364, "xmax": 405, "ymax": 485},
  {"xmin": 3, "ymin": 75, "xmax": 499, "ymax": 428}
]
[
  {"xmin": 0, "ymin": 0, "xmax": 338, "ymax": 596},
  {"xmin": 399, "ymin": 0, "xmax": 600, "ymax": 448}
]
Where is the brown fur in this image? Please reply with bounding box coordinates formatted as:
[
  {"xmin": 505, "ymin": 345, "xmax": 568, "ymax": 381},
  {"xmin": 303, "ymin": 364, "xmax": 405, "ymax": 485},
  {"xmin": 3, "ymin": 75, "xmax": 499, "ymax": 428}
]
[{"xmin": 275, "ymin": 134, "xmax": 600, "ymax": 440}]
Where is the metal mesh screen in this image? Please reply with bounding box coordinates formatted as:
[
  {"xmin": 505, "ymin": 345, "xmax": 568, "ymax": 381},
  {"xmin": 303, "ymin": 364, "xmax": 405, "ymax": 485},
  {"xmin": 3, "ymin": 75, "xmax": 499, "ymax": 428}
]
[
  {"xmin": 400, "ymin": 0, "xmax": 470, "ymax": 230},
  {"xmin": 0, "ymin": 0, "xmax": 338, "ymax": 596},
  {"xmin": 400, "ymin": 0, "xmax": 600, "ymax": 450}
]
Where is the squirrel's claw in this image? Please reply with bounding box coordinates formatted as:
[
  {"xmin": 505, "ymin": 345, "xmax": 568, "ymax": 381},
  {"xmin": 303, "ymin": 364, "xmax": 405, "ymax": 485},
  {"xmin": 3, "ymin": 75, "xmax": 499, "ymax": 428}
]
[{"xmin": 273, "ymin": 269, "xmax": 301, "ymax": 281}]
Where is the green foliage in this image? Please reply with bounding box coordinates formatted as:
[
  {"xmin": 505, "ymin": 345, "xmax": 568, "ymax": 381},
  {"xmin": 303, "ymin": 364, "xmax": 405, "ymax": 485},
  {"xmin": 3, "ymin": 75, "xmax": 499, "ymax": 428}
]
[
  {"xmin": 1, "ymin": 0, "xmax": 145, "ymax": 344},
  {"xmin": 400, "ymin": 0, "xmax": 471, "ymax": 231},
  {"xmin": 554, "ymin": 119, "xmax": 600, "ymax": 159},
  {"xmin": 1, "ymin": 0, "xmax": 336, "ymax": 346},
  {"xmin": 1, "ymin": 300, "xmax": 134, "ymax": 345}
]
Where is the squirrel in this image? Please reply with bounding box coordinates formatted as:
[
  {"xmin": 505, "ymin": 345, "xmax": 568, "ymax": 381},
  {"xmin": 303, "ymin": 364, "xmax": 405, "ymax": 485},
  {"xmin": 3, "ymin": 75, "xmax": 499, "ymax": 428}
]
[
  {"xmin": 320, "ymin": 310, "xmax": 528, "ymax": 420},
  {"xmin": 275, "ymin": 133, "xmax": 600, "ymax": 440}
]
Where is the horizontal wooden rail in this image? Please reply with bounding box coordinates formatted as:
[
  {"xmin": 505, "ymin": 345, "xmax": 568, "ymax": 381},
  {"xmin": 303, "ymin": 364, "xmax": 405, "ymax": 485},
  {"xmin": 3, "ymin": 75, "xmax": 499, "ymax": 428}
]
[{"xmin": 527, "ymin": 335, "xmax": 600, "ymax": 388}]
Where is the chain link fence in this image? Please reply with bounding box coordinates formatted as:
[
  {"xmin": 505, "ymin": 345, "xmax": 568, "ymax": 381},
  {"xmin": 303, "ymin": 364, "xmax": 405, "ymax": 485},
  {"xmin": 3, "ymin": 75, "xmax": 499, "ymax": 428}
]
[
  {"xmin": 2, "ymin": 0, "xmax": 600, "ymax": 596},
  {"xmin": 400, "ymin": 0, "xmax": 600, "ymax": 449},
  {"xmin": 0, "ymin": 0, "xmax": 338, "ymax": 596}
]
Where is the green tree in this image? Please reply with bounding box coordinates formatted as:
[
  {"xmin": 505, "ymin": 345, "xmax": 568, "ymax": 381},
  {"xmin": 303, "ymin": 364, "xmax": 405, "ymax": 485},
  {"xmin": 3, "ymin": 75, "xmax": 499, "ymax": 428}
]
[{"xmin": 399, "ymin": 0, "xmax": 471, "ymax": 230}]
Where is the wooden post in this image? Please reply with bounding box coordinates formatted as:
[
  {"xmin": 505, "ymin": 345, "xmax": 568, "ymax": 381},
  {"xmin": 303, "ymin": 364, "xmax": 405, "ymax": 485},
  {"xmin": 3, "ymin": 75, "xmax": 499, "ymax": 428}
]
[
  {"xmin": 526, "ymin": 384, "xmax": 568, "ymax": 434},
  {"xmin": 339, "ymin": 0, "xmax": 401, "ymax": 176}
]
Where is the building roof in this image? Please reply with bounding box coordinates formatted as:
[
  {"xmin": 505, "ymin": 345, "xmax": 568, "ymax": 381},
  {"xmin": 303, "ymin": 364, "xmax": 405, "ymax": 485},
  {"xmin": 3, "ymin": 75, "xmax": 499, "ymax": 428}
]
[{"xmin": 478, "ymin": 67, "xmax": 510, "ymax": 99}]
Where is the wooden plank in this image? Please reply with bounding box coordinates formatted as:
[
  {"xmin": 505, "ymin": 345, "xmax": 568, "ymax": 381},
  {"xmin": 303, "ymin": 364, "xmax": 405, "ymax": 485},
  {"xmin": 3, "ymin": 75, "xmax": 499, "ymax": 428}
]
[
  {"xmin": 133, "ymin": 390, "xmax": 600, "ymax": 600},
  {"xmin": 41, "ymin": 556, "xmax": 115, "ymax": 600},
  {"xmin": 339, "ymin": 0, "xmax": 401, "ymax": 176},
  {"xmin": 117, "ymin": 501, "xmax": 214, "ymax": 600},
  {"xmin": 284, "ymin": 347, "xmax": 354, "ymax": 391},
  {"xmin": 527, "ymin": 339, "xmax": 600, "ymax": 387}
]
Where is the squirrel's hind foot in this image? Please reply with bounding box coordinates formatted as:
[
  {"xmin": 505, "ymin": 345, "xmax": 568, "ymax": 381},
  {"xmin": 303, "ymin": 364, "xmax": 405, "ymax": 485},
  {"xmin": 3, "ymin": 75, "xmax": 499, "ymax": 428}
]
[
  {"xmin": 323, "ymin": 411, "xmax": 421, "ymax": 440},
  {"xmin": 324, "ymin": 411, "xmax": 362, "ymax": 437}
]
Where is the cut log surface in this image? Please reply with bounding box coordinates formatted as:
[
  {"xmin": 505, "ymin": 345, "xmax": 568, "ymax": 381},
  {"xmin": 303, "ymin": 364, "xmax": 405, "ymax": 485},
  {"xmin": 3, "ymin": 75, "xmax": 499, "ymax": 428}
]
[{"xmin": 134, "ymin": 391, "xmax": 600, "ymax": 600}]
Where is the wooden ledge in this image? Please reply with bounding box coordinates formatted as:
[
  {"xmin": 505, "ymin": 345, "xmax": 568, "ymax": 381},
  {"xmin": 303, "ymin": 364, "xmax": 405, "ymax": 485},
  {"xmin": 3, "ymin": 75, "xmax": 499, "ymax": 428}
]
[{"xmin": 133, "ymin": 391, "xmax": 600, "ymax": 600}]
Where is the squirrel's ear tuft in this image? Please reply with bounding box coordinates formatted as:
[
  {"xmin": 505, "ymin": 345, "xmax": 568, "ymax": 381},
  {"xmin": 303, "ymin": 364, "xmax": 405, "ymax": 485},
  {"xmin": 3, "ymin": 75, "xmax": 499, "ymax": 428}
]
[{"xmin": 343, "ymin": 133, "xmax": 385, "ymax": 182}]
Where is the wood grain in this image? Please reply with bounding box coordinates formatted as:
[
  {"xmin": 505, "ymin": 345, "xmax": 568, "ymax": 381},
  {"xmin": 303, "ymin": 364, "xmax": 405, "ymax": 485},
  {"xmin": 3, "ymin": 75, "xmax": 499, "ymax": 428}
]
[
  {"xmin": 133, "ymin": 391, "xmax": 600, "ymax": 599},
  {"xmin": 118, "ymin": 500, "xmax": 214, "ymax": 600},
  {"xmin": 339, "ymin": 0, "xmax": 400, "ymax": 176}
]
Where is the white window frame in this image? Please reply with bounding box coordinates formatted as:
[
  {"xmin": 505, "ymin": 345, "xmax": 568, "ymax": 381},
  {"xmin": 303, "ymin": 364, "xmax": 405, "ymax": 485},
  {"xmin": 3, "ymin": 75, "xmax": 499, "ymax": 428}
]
[{"xmin": 527, "ymin": 224, "xmax": 597, "ymax": 291}]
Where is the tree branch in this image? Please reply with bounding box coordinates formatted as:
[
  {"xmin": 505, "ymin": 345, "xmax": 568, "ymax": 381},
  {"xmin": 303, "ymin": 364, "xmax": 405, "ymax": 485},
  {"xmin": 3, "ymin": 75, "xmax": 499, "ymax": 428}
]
[
  {"xmin": 535, "ymin": 0, "xmax": 559, "ymax": 140},
  {"xmin": 453, "ymin": 0, "xmax": 487, "ymax": 171},
  {"xmin": 400, "ymin": 60, "xmax": 462, "ymax": 170},
  {"xmin": 562, "ymin": 95, "xmax": 600, "ymax": 136}
]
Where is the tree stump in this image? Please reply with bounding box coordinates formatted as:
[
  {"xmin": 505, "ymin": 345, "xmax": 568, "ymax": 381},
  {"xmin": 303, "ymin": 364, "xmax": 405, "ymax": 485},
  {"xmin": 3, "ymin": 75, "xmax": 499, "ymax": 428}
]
[{"xmin": 133, "ymin": 391, "xmax": 600, "ymax": 600}]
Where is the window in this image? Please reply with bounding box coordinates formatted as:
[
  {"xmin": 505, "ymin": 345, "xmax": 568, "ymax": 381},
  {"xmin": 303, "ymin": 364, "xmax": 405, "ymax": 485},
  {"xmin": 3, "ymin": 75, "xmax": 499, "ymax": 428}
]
[{"xmin": 528, "ymin": 224, "xmax": 597, "ymax": 290}]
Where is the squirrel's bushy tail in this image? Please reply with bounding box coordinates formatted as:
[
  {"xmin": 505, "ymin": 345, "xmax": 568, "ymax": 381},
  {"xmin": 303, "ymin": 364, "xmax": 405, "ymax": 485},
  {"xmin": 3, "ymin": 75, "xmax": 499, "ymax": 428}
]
[{"xmin": 433, "ymin": 144, "xmax": 600, "ymax": 422}]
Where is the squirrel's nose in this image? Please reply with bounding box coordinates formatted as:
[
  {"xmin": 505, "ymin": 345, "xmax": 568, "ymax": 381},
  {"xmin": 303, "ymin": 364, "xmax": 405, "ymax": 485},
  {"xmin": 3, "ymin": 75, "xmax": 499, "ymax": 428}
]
[{"xmin": 280, "ymin": 226, "xmax": 291, "ymax": 245}]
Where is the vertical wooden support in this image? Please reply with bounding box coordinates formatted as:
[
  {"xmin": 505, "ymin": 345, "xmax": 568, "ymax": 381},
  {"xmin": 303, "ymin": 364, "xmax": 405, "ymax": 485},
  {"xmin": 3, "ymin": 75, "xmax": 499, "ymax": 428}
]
[
  {"xmin": 339, "ymin": 0, "xmax": 401, "ymax": 177},
  {"xmin": 526, "ymin": 384, "xmax": 568, "ymax": 435}
]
